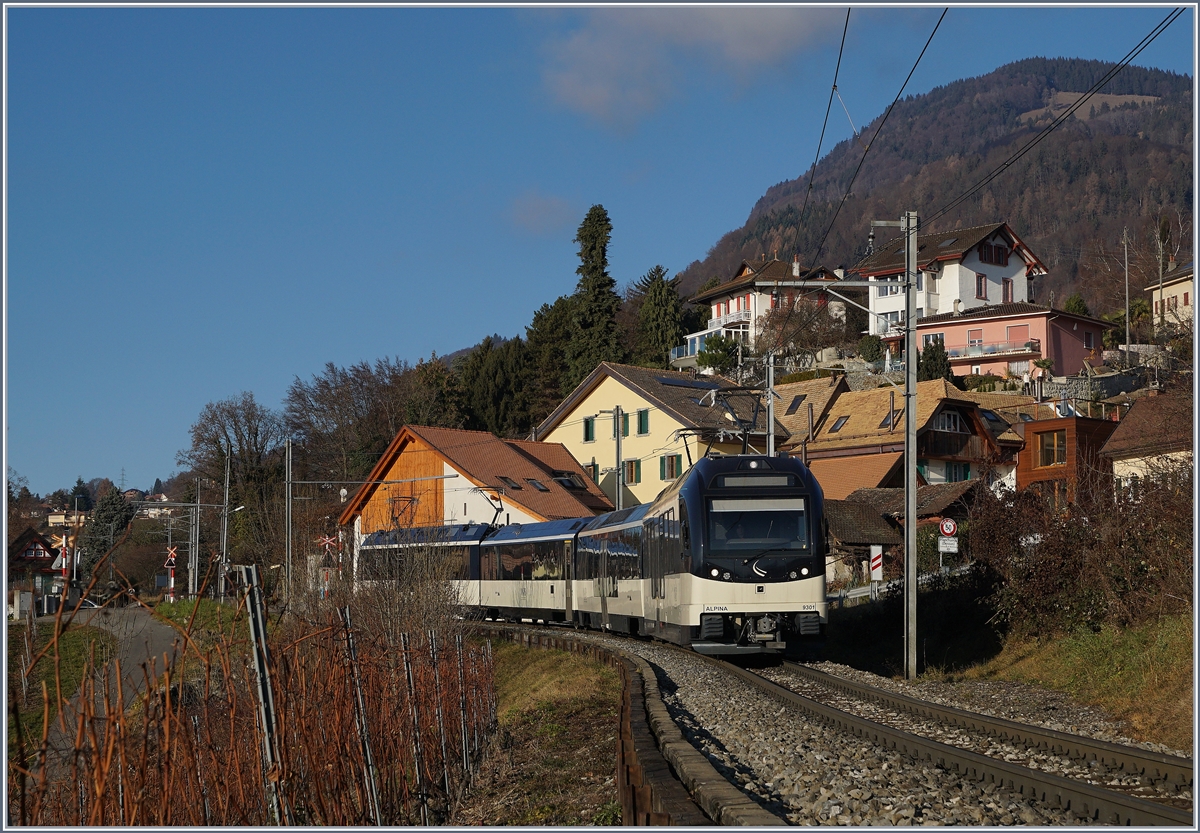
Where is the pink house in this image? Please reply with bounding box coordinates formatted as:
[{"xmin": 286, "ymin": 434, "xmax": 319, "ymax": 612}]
[{"xmin": 892, "ymin": 302, "xmax": 1110, "ymax": 379}]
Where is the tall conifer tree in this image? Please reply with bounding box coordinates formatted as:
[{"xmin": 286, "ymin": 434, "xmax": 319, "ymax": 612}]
[
  {"xmin": 566, "ymin": 205, "xmax": 624, "ymax": 387},
  {"xmin": 634, "ymin": 265, "xmax": 684, "ymax": 368}
]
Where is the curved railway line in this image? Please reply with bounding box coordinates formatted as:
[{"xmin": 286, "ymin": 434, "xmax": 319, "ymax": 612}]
[
  {"xmin": 708, "ymin": 655, "xmax": 1193, "ymax": 826},
  {"xmin": 772, "ymin": 661, "xmax": 1192, "ymax": 803},
  {"xmin": 485, "ymin": 621, "xmax": 1193, "ymax": 826}
]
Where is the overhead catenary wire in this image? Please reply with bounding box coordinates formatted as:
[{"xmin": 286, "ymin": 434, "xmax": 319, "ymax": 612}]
[
  {"xmin": 924, "ymin": 7, "xmax": 1186, "ymax": 227},
  {"xmin": 805, "ymin": 9, "xmax": 947, "ymax": 271},
  {"xmin": 795, "ymin": 8, "xmax": 852, "ymax": 233},
  {"xmin": 765, "ymin": 9, "xmax": 946, "ymax": 354}
]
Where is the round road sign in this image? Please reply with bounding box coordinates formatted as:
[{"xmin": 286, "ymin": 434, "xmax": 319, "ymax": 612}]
[{"xmin": 940, "ymin": 518, "xmax": 958, "ymax": 537}]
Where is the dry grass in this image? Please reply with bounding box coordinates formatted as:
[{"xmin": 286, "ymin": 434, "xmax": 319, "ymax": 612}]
[
  {"xmin": 492, "ymin": 640, "xmax": 619, "ymax": 724},
  {"xmin": 452, "ymin": 640, "xmax": 622, "ymax": 826},
  {"xmin": 962, "ymin": 614, "xmax": 1193, "ymax": 751}
]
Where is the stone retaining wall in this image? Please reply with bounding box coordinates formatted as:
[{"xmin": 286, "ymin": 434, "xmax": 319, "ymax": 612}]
[{"xmin": 476, "ymin": 625, "xmax": 783, "ymax": 826}]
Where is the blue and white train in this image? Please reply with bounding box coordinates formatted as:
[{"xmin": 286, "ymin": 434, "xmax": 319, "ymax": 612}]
[{"xmin": 356, "ymin": 454, "xmax": 826, "ymax": 655}]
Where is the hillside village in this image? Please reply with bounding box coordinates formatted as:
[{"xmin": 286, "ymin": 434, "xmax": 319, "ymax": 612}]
[{"xmin": 10, "ymin": 214, "xmax": 1192, "ymax": 615}]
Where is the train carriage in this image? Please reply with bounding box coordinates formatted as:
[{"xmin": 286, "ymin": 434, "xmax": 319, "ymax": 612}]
[
  {"xmin": 573, "ymin": 504, "xmax": 650, "ymax": 635},
  {"xmin": 356, "ymin": 523, "xmax": 490, "ymax": 607},
  {"xmin": 477, "ymin": 517, "xmax": 590, "ymax": 623},
  {"xmin": 352, "ymin": 454, "xmax": 826, "ymax": 657}
]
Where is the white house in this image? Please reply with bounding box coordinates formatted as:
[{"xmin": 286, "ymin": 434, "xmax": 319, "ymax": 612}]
[
  {"xmin": 671, "ymin": 257, "xmax": 843, "ymax": 369},
  {"xmin": 854, "ymin": 222, "xmax": 1048, "ymax": 338}
]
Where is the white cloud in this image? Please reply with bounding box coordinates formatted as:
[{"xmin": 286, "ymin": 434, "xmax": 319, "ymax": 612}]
[
  {"xmin": 509, "ymin": 189, "xmax": 577, "ymax": 236},
  {"xmin": 541, "ymin": 7, "xmax": 847, "ymax": 127}
]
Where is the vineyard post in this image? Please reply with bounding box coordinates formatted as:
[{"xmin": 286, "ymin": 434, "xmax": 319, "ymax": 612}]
[
  {"xmin": 455, "ymin": 634, "xmax": 469, "ymax": 773},
  {"xmin": 401, "ymin": 633, "xmax": 429, "ymax": 826},
  {"xmin": 428, "ymin": 631, "xmax": 451, "ymax": 799},
  {"xmin": 340, "ymin": 606, "xmax": 382, "ymax": 824}
]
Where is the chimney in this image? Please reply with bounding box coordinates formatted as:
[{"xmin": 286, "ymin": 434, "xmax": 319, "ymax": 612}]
[
  {"xmin": 793, "ymin": 255, "xmax": 800, "ymax": 278},
  {"xmin": 1168, "ymin": 257, "xmax": 1177, "ymax": 271},
  {"xmin": 867, "ymin": 230, "xmax": 875, "ymax": 255},
  {"xmin": 953, "ymin": 299, "xmax": 961, "ymax": 315}
]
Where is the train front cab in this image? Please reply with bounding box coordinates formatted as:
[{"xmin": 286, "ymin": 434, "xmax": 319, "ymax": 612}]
[{"xmin": 671, "ymin": 455, "xmax": 827, "ymax": 657}]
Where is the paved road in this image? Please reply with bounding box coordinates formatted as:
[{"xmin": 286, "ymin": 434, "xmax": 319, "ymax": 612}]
[{"xmin": 31, "ymin": 605, "xmax": 183, "ymax": 770}]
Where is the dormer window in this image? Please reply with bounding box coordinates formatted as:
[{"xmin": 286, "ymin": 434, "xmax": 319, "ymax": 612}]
[
  {"xmin": 552, "ymin": 471, "xmax": 587, "ymax": 490},
  {"xmin": 979, "ymin": 242, "xmax": 1009, "ymax": 266},
  {"xmin": 934, "ymin": 410, "xmax": 967, "ymax": 433}
]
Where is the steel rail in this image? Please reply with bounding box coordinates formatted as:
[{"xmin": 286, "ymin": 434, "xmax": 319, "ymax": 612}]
[
  {"xmin": 702, "ymin": 656, "xmax": 1193, "ymax": 826},
  {"xmin": 783, "ymin": 661, "xmax": 1193, "ymax": 794}
]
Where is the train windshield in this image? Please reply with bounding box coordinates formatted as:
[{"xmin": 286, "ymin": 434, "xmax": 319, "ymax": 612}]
[{"xmin": 707, "ymin": 498, "xmax": 809, "ymax": 554}]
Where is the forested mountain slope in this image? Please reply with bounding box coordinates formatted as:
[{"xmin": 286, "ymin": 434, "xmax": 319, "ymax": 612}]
[{"xmin": 676, "ymin": 58, "xmax": 1192, "ymax": 316}]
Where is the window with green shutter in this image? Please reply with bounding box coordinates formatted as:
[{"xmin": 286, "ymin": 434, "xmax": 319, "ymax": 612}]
[
  {"xmin": 637, "ymin": 409, "xmax": 650, "ymax": 434},
  {"xmin": 660, "ymin": 454, "xmax": 682, "ymax": 480},
  {"xmin": 624, "ymin": 459, "xmax": 641, "ymax": 484},
  {"xmin": 583, "ymin": 417, "xmax": 595, "ymax": 443},
  {"xmin": 622, "ymin": 412, "xmax": 630, "ymax": 437}
]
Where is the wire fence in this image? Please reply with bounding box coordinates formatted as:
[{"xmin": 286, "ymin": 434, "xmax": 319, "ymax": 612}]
[{"xmin": 8, "ymin": 606, "xmax": 497, "ymax": 826}]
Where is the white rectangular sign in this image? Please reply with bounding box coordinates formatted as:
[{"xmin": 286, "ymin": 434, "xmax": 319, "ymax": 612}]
[{"xmin": 938, "ymin": 536, "xmax": 959, "ymax": 553}]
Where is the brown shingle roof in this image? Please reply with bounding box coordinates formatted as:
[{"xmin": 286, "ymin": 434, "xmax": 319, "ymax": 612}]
[
  {"xmin": 807, "ymin": 452, "xmax": 905, "ymax": 500},
  {"xmin": 1099, "ymin": 393, "xmax": 1193, "ymax": 460},
  {"xmin": 774, "ymin": 375, "xmax": 850, "ymax": 443},
  {"xmin": 846, "ymin": 481, "xmax": 979, "ymax": 520},
  {"xmin": 805, "ymin": 379, "xmax": 987, "ymax": 454},
  {"xmin": 339, "ymin": 426, "xmax": 613, "ymax": 526},
  {"xmin": 825, "ymin": 500, "xmax": 902, "ymax": 546},
  {"xmin": 406, "ymin": 426, "xmax": 613, "ymax": 520},
  {"xmin": 537, "ymin": 362, "xmax": 787, "ymax": 442},
  {"xmin": 918, "ymin": 301, "xmax": 1109, "ymax": 328},
  {"xmin": 853, "ymin": 222, "xmax": 1047, "ymax": 278},
  {"xmin": 692, "ymin": 260, "xmax": 838, "ymax": 303}
]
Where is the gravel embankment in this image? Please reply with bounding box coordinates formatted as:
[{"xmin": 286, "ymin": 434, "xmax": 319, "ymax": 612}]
[
  {"xmin": 757, "ymin": 664, "xmax": 1191, "ymax": 806},
  {"xmin": 579, "ymin": 633, "xmax": 1142, "ymax": 825}
]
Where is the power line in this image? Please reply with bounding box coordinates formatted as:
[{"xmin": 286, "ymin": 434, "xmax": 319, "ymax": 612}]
[
  {"xmin": 762, "ymin": 10, "xmax": 946, "ymax": 354},
  {"xmin": 806, "ymin": 9, "xmax": 947, "ymax": 269},
  {"xmin": 795, "ymin": 9, "xmax": 851, "ymax": 234},
  {"xmin": 925, "ymin": 7, "xmax": 1186, "ymax": 227}
]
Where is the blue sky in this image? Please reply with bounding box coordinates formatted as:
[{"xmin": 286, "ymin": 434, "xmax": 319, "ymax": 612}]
[{"xmin": 5, "ymin": 5, "xmax": 1195, "ymax": 498}]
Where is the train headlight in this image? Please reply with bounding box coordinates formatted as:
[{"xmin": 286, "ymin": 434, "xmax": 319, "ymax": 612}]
[
  {"xmin": 800, "ymin": 567, "xmax": 809, "ymax": 576},
  {"xmin": 789, "ymin": 570, "xmax": 798, "ymax": 579},
  {"xmin": 722, "ymin": 571, "xmax": 732, "ymax": 581},
  {"xmin": 711, "ymin": 568, "xmax": 720, "ymax": 577}
]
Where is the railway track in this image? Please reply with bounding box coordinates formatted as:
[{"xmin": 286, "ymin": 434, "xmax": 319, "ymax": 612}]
[
  {"xmin": 705, "ymin": 656, "xmax": 1192, "ymax": 826},
  {"xmin": 774, "ymin": 661, "xmax": 1193, "ymax": 804},
  {"xmin": 487, "ymin": 622, "xmax": 1193, "ymax": 825}
]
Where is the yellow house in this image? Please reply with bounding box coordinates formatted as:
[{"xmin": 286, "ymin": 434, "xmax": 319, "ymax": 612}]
[{"xmin": 536, "ymin": 362, "xmax": 787, "ymax": 507}]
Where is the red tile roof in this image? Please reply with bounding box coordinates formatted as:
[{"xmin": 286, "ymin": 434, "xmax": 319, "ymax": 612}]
[{"xmin": 339, "ymin": 426, "xmax": 613, "ymax": 526}]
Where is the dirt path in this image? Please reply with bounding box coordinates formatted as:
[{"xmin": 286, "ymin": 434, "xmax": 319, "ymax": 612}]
[{"xmin": 36, "ymin": 606, "xmax": 183, "ymax": 770}]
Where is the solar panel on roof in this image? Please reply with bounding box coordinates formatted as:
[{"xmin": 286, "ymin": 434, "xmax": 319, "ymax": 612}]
[{"xmin": 656, "ymin": 376, "xmax": 720, "ymax": 390}]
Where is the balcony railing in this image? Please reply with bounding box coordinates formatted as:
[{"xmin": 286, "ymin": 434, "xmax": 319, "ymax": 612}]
[
  {"xmin": 711, "ymin": 309, "xmax": 752, "ymax": 328},
  {"xmin": 944, "ymin": 339, "xmax": 1040, "ymax": 360},
  {"xmin": 670, "ymin": 325, "xmax": 752, "ymax": 362}
]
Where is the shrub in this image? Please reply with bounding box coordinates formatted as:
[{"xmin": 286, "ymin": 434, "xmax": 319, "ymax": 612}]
[{"xmin": 857, "ymin": 334, "xmax": 883, "ymax": 363}]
